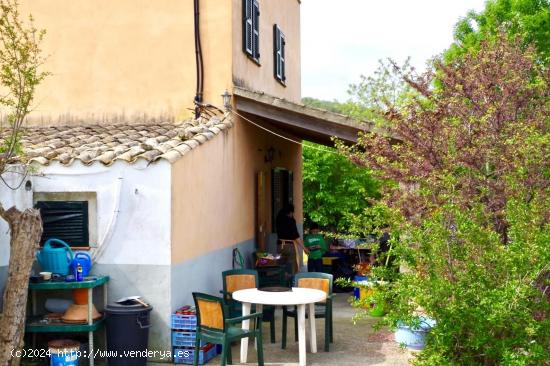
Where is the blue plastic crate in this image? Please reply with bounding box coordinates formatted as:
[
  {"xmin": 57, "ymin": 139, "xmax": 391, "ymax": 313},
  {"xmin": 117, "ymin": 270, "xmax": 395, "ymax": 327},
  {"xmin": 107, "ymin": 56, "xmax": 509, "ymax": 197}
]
[
  {"xmin": 173, "ymin": 344, "xmax": 216, "ymax": 365},
  {"xmin": 172, "ymin": 331, "xmax": 207, "ymax": 348},
  {"xmin": 171, "ymin": 313, "xmax": 197, "ymax": 330}
]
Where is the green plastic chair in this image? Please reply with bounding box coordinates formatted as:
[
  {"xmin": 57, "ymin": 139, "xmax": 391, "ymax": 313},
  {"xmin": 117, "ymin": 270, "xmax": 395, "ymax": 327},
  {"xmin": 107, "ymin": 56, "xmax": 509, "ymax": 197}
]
[
  {"xmin": 220, "ymin": 269, "xmax": 276, "ymax": 343},
  {"xmin": 192, "ymin": 292, "xmax": 265, "ymax": 366},
  {"xmin": 281, "ymin": 272, "xmax": 334, "ymax": 352}
]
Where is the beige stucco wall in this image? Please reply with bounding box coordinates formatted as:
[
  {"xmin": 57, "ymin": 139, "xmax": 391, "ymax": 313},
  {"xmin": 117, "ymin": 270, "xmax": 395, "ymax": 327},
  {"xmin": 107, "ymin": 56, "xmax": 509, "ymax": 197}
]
[
  {"xmin": 17, "ymin": 0, "xmax": 305, "ymax": 262},
  {"xmin": 20, "ymin": 0, "xmax": 233, "ymax": 125},
  {"xmin": 231, "ymin": 0, "xmax": 301, "ymax": 103},
  {"xmin": 171, "ymin": 116, "xmax": 302, "ymax": 264}
]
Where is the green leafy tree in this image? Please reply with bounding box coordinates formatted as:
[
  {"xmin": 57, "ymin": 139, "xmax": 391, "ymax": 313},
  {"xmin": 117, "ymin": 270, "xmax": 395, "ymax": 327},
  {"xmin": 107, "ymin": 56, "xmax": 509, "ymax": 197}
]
[
  {"xmin": 340, "ymin": 34, "xmax": 550, "ymax": 365},
  {"xmin": 302, "ymin": 141, "xmax": 380, "ymax": 232},
  {"xmin": 446, "ymin": 0, "xmax": 550, "ymax": 64},
  {"xmin": 301, "ymin": 59, "xmax": 417, "ymax": 234},
  {"xmin": 346, "ymin": 58, "xmax": 417, "ymax": 126},
  {"xmin": 301, "ymin": 97, "xmax": 349, "ymax": 115},
  {"xmin": 303, "ymin": 58, "xmax": 416, "ymax": 127}
]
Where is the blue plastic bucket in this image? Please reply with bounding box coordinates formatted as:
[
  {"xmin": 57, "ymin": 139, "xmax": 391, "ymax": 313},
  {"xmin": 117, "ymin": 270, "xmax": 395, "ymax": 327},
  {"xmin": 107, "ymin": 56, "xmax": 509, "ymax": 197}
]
[
  {"xmin": 353, "ymin": 275, "xmax": 368, "ymax": 299},
  {"xmin": 394, "ymin": 317, "xmax": 436, "ymax": 350},
  {"xmin": 48, "ymin": 340, "xmax": 80, "ymax": 366}
]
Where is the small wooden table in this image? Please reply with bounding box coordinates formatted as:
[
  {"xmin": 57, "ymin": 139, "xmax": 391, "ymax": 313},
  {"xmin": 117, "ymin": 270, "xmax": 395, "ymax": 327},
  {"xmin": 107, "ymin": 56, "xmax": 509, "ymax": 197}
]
[{"xmin": 232, "ymin": 287, "xmax": 326, "ymax": 366}]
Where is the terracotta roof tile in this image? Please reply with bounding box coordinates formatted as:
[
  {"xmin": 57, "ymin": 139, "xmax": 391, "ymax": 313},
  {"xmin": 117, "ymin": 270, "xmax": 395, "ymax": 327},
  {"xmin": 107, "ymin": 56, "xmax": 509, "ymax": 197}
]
[{"xmin": 1, "ymin": 114, "xmax": 232, "ymax": 166}]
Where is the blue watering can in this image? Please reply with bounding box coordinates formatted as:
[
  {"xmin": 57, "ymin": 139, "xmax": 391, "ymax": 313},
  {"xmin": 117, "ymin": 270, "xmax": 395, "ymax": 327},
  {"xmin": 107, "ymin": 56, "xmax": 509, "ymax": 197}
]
[{"xmin": 36, "ymin": 238, "xmax": 74, "ymax": 275}]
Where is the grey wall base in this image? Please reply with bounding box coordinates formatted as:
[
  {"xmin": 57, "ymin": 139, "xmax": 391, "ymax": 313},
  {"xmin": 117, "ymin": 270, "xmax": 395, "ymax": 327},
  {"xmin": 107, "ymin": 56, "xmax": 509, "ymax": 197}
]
[
  {"xmin": 91, "ymin": 263, "xmax": 172, "ymax": 355},
  {"xmin": 92, "ymin": 239, "xmax": 255, "ymax": 358},
  {"xmin": 170, "ymin": 239, "xmax": 256, "ymax": 312},
  {"xmin": 0, "ymin": 240, "xmax": 257, "ymax": 359}
]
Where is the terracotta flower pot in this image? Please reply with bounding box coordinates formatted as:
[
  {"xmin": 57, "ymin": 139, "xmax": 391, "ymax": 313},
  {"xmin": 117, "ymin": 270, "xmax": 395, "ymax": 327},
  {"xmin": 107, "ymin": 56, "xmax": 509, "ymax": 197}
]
[{"xmin": 72, "ymin": 288, "xmax": 88, "ymax": 305}]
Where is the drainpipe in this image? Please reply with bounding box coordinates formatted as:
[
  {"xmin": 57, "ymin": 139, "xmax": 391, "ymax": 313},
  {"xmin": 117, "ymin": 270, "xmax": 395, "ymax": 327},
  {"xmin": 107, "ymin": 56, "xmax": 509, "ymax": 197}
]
[{"xmin": 194, "ymin": 0, "xmax": 204, "ymax": 118}]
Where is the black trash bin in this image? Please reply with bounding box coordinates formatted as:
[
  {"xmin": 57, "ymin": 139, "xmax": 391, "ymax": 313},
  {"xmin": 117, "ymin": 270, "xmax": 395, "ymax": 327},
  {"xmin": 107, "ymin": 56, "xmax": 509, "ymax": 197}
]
[{"xmin": 105, "ymin": 301, "xmax": 153, "ymax": 366}]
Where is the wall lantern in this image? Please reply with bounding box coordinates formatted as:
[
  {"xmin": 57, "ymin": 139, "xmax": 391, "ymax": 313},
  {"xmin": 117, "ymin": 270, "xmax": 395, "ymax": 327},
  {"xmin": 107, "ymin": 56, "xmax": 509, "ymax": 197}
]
[
  {"xmin": 221, "ymin": 90, "xmax": 232, "ymax": 111},
  {"xmin": 265, "ymin": 146, "xmax": 275, "ymax": 163}
]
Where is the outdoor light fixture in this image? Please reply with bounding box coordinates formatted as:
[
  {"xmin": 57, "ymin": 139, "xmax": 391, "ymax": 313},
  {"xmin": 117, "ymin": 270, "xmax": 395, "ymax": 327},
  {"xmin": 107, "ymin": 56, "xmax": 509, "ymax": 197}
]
[
  {"xmin": 221, "ymin": 90, "xmax": 232, "ymax": 111},
  {"xmin": 265, "ymin": 146, "xmax": 275, "ymax": 163}
]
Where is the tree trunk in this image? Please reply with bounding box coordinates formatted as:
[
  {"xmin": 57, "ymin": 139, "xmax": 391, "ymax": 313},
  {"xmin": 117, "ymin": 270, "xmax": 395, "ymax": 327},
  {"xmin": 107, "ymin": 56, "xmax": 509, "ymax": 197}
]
[{"xmin": 0, "ymin": 205, "xmax": 42, "ymax": 366}]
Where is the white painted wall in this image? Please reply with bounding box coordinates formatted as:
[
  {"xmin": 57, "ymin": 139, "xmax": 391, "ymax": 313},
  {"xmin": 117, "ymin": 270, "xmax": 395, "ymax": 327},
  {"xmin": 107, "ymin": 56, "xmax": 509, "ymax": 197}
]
[
  {"xmin": 1, "ymin": 160, "xmax": 173, "ymax": 350},
  {"xmin": 1, "ymin": 160, "xmax": 172, "ymax": 266},
  {"xmin": 31, "ymin": 160, "xmax": 172, "ymax": 266},
  {"xmin": 0, "ymin": 166, "xmax": 34, "ymax": 267}
]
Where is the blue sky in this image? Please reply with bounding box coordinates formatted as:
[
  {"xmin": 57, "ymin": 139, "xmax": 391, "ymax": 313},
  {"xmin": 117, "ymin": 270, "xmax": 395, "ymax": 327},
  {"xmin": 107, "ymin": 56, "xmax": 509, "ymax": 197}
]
[{"xmin": 301, "ymin": 0, "xmax": 486, "ymax": 102}]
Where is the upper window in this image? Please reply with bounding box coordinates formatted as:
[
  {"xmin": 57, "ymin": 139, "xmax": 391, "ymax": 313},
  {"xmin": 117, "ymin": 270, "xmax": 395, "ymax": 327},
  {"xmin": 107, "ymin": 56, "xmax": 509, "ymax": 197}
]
[
  {"xmin": 273, "ymin": 25, "xmax": 286, "ymax": 84},
  {"xmin": 243, "ymin": 0, "xmax": 260, "ymax": 63}
]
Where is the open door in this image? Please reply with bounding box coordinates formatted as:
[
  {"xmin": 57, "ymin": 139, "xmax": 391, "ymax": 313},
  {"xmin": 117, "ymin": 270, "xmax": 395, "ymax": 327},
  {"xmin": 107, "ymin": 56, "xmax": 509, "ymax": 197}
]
[{"xmin": 271, "ymin": 167, "xmax": 293, "ymax": 229}]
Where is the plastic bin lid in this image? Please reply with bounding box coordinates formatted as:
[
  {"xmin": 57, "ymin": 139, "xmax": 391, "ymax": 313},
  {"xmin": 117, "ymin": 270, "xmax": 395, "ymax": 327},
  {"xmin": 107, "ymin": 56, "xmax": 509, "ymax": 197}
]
[
  {"xmin": 105, "ymin": 300, "xmax": 153, "ymax": 314},
  {"xmin": 48, "ymin": 339, "xmax": 80, "ymax": 352}
]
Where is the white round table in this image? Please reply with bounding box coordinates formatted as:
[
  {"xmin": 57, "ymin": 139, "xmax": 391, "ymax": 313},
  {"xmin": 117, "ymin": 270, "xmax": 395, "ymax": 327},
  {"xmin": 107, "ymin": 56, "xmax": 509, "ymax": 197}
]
[{"xmin": 232, "ymin": 287, "xmax": 326, "ymax": 366}]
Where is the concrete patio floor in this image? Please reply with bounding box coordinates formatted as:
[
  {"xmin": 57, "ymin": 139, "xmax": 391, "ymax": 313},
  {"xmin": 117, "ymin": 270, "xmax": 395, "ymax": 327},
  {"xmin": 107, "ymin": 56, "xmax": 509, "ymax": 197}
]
[{"xmin": 210, "ymin": 292, "xmax": 411, "ymax": 366}]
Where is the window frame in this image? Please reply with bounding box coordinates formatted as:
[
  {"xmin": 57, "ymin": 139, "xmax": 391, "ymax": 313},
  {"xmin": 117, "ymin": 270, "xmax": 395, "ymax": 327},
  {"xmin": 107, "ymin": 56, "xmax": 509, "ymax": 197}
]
[{"xmin": 34, "ymin": 192, "xmax": 97, "ymax": 250}]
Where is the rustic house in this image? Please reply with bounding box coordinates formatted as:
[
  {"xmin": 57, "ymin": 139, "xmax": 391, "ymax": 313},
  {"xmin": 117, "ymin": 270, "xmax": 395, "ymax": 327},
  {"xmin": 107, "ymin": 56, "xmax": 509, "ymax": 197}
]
[{"xmin": 0, "ymin": 0, "xmax": 369, "ymax": 351}]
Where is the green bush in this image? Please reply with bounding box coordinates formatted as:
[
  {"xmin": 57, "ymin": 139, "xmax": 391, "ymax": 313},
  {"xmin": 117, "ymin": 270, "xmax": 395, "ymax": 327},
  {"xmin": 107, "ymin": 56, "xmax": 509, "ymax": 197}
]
[{"xmin": 375, "ymin": 201, "xmax": 550, "ymax": 365}]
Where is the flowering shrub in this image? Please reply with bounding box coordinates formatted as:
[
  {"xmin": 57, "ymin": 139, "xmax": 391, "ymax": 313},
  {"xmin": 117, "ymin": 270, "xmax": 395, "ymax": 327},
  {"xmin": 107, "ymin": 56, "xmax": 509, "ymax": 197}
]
[{"xmin": 340, "ymin": 34, "xmax": 550, "ymax": 365}]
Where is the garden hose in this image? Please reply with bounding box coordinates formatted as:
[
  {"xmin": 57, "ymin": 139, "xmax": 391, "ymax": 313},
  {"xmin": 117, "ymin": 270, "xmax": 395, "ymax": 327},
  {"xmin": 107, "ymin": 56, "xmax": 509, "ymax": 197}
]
[{"xmin": 232, "ymin": 248, "xmax": 245, "ymax": 269}]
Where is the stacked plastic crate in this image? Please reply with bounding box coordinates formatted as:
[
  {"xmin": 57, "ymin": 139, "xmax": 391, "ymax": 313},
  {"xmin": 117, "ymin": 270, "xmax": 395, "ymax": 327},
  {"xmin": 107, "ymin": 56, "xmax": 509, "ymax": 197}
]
[{"xmin": 171, "ymin": 306, "xmax": 217, "ymax": 364}]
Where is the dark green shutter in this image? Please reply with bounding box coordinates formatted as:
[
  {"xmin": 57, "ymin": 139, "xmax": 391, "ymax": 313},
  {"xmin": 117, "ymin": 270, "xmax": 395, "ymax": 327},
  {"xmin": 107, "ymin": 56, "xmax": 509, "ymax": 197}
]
[
  {"xmin": 272, "ymin": 168, "xmax": 283, "ymax": 229},
  {"xmin": 243, "ymin": 0, "xmax": 260, "ymax": 61},
  {"xmin": 287, "ymin": 170, "xmax": 293, "ymax": 204},
  {"xmin": 273, "ymin": 25, "xmax": 285, "ymax": 82},
  {"xmin": 36, "ymin": 201, "xmax": 89, "ymax": 247},
  {"xmin": 273, "ymin": 25, "xmax": 280, "ymax": 79},
  {"xmin": 243, "ymin": 0, "xmax": 253, "ymax": 56},
  {"xmin": 281, "ymin": 31, "xmax": 286, "ymax": 81},
  {"xmin": 253, "ymin": 0, "xmax": 260, "ymax": 59}
]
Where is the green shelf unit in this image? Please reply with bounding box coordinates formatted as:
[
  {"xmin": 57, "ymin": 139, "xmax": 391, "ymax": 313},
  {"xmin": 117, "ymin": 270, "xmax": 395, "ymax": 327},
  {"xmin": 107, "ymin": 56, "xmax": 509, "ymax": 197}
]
[
  {"xmin": 27, "ymin": 275, "xmax": 109, "ymax": 366},
  {"xmin": 28, "ymin": 275, "xmax": 109, "ymax": 290},
  {"xmin": 25, "ymin": 317, "xmax": 105, "ymax": 333}
]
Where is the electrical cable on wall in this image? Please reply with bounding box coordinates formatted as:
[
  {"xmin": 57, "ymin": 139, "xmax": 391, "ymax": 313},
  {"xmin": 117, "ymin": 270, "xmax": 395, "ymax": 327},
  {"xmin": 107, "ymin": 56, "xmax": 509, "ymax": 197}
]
[
  {"xmin": 232, "ymin": 248, "xmax": 245, "ymax": 269},
  {"xmin": 92, "ymin": 176, "xmax": 123, "ymax": 263}
]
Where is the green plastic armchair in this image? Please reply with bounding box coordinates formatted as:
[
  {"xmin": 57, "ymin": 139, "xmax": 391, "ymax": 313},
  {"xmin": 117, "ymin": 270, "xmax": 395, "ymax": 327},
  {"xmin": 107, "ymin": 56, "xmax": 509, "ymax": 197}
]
[
  {"xmin": 281, "ymin": 272, "xmax": 334, "ymax": 352},
  {"xmin": 220, "ymin": 269, "xmax": 276, "ymax": 343},
  {"xmin": 192, "ymin": 292, "xmax": 264, "ymax": 366}
]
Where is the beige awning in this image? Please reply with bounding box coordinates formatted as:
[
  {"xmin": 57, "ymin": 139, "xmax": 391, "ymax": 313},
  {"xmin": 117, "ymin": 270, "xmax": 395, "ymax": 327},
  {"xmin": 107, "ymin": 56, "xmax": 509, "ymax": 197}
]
[{"xmin": 233, "ymin": 87, "xmax": 376, "ymax": 146}]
